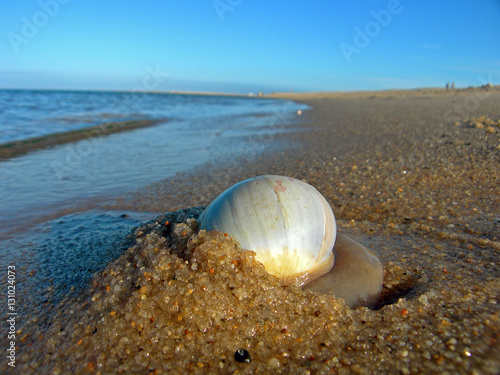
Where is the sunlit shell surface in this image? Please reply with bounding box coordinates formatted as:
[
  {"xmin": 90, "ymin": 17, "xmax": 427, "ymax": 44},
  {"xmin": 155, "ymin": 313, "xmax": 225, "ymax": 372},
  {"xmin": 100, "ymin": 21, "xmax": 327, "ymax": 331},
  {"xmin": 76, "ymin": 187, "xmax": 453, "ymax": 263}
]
[{"xmin": 198, "ymin": 175, "xmax": 336, "ymax": 285}]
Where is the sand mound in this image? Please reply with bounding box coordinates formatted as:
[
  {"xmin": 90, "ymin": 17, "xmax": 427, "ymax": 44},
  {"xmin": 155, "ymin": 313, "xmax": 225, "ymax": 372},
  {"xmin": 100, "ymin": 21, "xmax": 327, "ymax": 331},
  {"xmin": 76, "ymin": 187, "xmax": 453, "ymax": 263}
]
[{"xmin": 15, "ymin": 209, "xmax": 499, "ymax": 374}]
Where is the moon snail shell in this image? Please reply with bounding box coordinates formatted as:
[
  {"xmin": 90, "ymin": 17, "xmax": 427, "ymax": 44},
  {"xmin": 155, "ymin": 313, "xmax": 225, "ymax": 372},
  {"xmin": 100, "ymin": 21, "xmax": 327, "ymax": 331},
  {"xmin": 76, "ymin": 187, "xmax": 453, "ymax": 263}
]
[{"xmin": 198, "ymin": 175, "xmax": 384, "ymax": 308}]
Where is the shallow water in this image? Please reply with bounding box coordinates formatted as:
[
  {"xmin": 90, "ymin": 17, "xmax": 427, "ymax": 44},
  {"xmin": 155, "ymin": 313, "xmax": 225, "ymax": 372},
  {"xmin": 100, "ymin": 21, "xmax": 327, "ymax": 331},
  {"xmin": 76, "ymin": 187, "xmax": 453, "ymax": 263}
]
[
  {"xmin": 0, "ymin": 90, "xmax": 300, "ymax": 143},
  {"xmin": 0, "ymin": 210, "xmax": 157, "ymax": 316},
  {"xmin": 0, "ymin": 91, "xmax": 308, "ymax": 237}
]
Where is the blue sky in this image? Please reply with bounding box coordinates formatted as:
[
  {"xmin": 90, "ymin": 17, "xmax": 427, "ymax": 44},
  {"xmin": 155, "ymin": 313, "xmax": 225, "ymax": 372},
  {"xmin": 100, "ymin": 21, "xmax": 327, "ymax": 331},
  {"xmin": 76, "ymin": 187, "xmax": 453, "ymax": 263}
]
[{"xmin": 1, "ymin": 0, "xmax": 499, "ymax": 93}]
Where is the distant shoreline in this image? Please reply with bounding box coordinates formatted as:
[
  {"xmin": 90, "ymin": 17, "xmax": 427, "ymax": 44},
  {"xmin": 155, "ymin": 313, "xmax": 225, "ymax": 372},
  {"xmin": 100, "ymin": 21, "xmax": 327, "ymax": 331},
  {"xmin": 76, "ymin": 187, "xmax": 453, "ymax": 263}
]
[
  {"xmin": 0, "ymin": 88, "xmax": 262, "ymax": 99},
  {"xmin": 3, "ymin": 84, "xmax": 498, "ymax": 100},
  {"xmin": 0, "ymin": 119, "xmax": 166, "ymax": 159},
  {"xmin": 265, "ymin": 83, "xmax": 500, "ymax": 100}
]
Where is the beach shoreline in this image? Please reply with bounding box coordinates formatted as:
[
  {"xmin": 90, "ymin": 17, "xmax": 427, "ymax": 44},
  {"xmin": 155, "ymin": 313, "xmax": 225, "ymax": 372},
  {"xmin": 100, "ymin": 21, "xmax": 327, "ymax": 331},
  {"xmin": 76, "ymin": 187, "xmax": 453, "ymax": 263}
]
[
  {"xmin": 7, "ymin": 88, "xmax": 500, "ymax": 373},
  {"xmin": 3, "ymin": 84, "xmax": 497, "ymax": 160},
  {"xmin": 109, "ymin": 87, "xmax": 500, "ymax": 243},
  {"xmin": 266, "ymin": 83, "xmax": 500, "ymax": 100}
]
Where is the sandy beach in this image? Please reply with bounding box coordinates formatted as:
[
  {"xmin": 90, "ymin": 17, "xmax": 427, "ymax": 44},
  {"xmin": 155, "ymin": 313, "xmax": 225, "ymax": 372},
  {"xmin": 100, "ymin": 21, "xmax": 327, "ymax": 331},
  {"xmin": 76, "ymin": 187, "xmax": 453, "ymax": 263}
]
[{"xmin": 9, "ymin": 87, "xmax": 500, "ymax": 374}]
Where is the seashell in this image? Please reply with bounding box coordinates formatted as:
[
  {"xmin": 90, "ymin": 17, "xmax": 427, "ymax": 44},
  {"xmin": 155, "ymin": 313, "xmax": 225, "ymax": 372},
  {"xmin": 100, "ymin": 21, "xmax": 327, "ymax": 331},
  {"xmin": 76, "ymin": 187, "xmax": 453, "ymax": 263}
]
[
  {"xmin": 198, "ymin": 175, "xmax": 383, "ymax": 308},
  {"xmin": 199, "ymin": 175, "xmax": 336, "ymax": 286}
]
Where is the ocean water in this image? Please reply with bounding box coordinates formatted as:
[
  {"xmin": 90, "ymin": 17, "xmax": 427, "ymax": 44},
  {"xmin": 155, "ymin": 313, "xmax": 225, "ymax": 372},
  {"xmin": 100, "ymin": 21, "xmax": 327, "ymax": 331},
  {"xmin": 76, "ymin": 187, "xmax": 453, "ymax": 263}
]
[
  {"xmin": 0, "ymin": 89, "xmax": 301, "ymax": 143},
  {"xmin": 0, "ymin": 90, "xmax": 308, "ymax": 310}
]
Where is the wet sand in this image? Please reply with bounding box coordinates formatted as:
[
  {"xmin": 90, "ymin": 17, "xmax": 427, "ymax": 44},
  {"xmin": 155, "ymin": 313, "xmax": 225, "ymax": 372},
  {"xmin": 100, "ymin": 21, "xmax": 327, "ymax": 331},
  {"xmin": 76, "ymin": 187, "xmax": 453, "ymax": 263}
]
[
  {"xmin": 0, "ymin": 119, "xmax": 165, "ymax": 159},
  {"xmin": 8, "ymin": 87, "xmax": 500, "ymax": 374}
]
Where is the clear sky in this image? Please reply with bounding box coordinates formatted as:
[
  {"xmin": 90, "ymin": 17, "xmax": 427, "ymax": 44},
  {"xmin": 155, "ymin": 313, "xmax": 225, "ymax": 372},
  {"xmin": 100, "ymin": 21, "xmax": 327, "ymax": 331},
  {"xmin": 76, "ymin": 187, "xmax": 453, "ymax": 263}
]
[{"xmin": 1, "ymin": 0, "xmax": 499, "ymax": 93}]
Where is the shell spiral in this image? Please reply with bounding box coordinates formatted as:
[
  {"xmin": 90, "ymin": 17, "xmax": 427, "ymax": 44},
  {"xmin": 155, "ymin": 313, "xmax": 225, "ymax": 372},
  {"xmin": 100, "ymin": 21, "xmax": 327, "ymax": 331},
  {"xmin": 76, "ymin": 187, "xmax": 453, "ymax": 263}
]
[{"xmin": 198, "ymin": 175, "xmax": 336, "ymax": 286}]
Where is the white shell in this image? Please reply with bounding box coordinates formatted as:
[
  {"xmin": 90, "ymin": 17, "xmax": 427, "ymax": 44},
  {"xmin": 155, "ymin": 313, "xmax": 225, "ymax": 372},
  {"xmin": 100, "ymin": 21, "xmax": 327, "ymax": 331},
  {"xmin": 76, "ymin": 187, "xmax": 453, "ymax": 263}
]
[{"xmin": 198, "ymin": 175, "xmax": 336, "ymax": 285}]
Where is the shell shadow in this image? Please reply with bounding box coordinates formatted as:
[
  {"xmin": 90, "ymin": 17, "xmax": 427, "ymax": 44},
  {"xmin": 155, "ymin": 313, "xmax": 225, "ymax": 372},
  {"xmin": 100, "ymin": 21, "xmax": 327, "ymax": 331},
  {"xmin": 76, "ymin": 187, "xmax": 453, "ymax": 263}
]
[{"xmin": 373, "ymin": 274, "xmax": 423, "ymax": 310}]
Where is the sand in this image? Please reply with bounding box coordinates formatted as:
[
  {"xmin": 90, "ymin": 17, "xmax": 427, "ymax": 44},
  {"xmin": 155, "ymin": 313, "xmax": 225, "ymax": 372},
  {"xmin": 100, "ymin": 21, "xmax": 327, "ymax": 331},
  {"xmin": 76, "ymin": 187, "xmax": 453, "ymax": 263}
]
[
  {"xmin": 0, "ymin": 119, "xmax": 165, "ymax": 159},
  {"xmin": 6, "ymin": 87, "xmax": 500, "ymax": 374}
]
